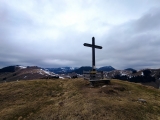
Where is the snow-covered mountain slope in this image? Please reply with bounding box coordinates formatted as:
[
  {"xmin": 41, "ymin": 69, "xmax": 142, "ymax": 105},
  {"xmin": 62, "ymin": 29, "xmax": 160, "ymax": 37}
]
[
  {"xmin": 45, "ymin": 67, "xmax": 78, "ymax": 74},
  {"xmin": 0, "ymin": 65, "xmax": 60, "ymax": 82}
]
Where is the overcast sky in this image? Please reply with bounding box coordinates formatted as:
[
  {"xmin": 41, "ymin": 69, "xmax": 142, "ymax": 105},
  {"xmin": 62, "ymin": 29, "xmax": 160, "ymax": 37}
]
[{"xmin": 0, "ymin": 0, "xmax": 160, "ymax": 70}]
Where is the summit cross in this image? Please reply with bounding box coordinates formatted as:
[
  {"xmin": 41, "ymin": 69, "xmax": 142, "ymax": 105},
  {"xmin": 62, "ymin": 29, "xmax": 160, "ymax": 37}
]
[{"xmin": 83, "ymin": 37, "xmax": 102, "ymax": 71}]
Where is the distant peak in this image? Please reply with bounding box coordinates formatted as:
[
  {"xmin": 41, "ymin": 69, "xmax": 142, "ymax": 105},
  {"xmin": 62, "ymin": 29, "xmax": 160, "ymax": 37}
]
[
  {"xmin": 125, "ymin": 68, "xmax": 136, "ymax": 72},
  {"xmin": 98, "ymin": 66, "xmax": 115, "ymax": 71},
  {"xmin": 104, "ymin": 66, "xmax": 113, "ymax": 68}
]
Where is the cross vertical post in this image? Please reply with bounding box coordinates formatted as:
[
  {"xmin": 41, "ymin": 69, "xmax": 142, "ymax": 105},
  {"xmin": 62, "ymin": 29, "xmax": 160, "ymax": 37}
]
[
  {"xmin": 92, "ymin": 37, "xmax": 95, "ymax": 71},
  {"xmin": 83, "ymin": 37, "xmax": 102, "ymax": 71}
]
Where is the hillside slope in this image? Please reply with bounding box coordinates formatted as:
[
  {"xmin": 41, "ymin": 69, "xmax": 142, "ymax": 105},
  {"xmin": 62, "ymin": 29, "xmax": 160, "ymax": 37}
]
[
  {"xmin": 0, "ymin": 66, "xmax": 59, "ymax": 82},
  {"xmin": 0, "ymin": 79, "xmax": 160, "ymax": 120}
]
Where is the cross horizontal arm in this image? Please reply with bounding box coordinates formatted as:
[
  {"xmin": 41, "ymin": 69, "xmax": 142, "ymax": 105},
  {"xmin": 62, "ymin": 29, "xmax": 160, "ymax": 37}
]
[
  {"xmin": 83, "ymin": 43, "xmax": 102, "ymax": 49},
  {"xmin": 83, "ymin": 43, "xmax": 93, "ymax": 47},
  {"xmin": 94, "ymin": 45, "xmax": 102, "ymax": 49}
]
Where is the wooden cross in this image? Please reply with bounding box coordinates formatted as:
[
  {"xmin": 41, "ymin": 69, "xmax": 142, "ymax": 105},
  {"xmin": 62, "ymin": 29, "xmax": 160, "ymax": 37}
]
[{"xmin": 83, "ymin": 37, "xmax": 102, "ymax": 71}]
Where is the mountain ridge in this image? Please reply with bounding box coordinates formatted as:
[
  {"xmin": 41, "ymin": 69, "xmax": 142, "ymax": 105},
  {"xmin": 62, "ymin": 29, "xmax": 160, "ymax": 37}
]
[{"xmin": 0, "ymin": 65, "xmax": 160, "ymax": 89}]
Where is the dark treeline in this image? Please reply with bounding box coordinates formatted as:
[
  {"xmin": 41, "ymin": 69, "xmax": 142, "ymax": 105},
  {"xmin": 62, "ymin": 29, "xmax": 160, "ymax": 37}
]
[
  {"xmin": 113, "ymin": 70, "xmax": 156, "ymax": 83},
  {"xmin": 0, "ymin": 66, "xmax": 16, "ymax": 72}
]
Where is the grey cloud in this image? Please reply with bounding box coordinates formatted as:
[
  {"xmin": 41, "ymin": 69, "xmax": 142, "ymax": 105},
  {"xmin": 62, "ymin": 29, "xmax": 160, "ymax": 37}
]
[
  {"xmin": 98, "ymin": 8, "xmax": 160, "ymax": 69},
  {"xmin": 134, "ymin": 8, "xmax": 160, "ymax": 32},
  {"xmin": 1, "ymin": 1, "xmax": 160, "ymax": 70}
]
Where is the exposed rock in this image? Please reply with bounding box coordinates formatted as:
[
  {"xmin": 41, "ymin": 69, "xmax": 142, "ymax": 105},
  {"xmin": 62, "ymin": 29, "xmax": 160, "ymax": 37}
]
[
  {"xmin": 138, "ymin": 98, "xmax": 147, "ymax": 103},
  {"xmin": 102, "ymin": 85, "xmax": 107, "ymax": 88}
]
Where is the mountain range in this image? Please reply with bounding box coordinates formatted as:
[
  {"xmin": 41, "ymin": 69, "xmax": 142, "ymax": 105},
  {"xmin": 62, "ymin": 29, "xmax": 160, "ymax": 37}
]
[
  {"xmin": 0, "ymin": 65, "xmax": 160, "ymax": 89},
  {"xmin": 0, "ymin": 65, "xmax": 119, "ymax": 83},
  {"xmin": 45, "ymin": 67, "xmax": 79, "ymax": 74},
  {"xmin": 45, "ymin": 66, "xmax": 116, "ymax": 74}
]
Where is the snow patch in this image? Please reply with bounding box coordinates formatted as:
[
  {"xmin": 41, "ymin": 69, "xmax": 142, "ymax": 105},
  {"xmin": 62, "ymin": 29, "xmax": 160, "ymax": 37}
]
[
  {"xmin": 59, "ymin": 76, "xmax": 64, "ymax": 79},
  {"xmin": 42, "ymin": 69, "xmax": 55, "ymax": 76},
  {"xmin": 121, "ymin": 73, "xmax": 126, "ymax": 76},
  {"xmin": 70, "ymin": 67, "xmax": 75, "ymax": 70},
  {"xmin": 78, "ymin": 74, "xmax": 83, "ymax": 77},
  {"xmin": 66, "ymin": 76, "xmax": 71, "ymax": 78},
  {"xmin": 141, "ymin": 72, "xmax": 144, "ymax": 76},
  {"xmin": 152, "ymin": 74, "xmax": 155, "ymax": 77},
  {"xmin": 19, "ymin": 66, "xmax": 27, "ymax": 69}
]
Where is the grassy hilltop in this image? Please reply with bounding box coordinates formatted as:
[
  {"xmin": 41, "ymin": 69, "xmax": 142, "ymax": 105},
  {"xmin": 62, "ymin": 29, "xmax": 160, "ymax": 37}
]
[{"xmin": 0, "ymin": 78, "xmax": 160, "ymax": 120}]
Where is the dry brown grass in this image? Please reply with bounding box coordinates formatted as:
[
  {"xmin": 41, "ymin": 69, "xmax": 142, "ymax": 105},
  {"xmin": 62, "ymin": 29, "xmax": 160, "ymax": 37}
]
[{"xmin": 0, "ymin": 79, "xmax": 160, "ymax": 120}]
